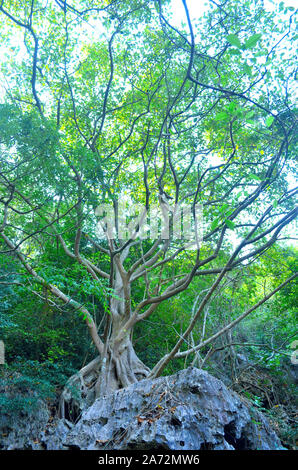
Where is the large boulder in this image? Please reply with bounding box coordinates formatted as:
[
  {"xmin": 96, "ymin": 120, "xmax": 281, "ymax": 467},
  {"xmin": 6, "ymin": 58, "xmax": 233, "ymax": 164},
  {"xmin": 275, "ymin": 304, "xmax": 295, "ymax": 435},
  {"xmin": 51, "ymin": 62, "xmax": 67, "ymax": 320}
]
[{"xmin": 59, "ymin": 367, "xmax": 284, "ymax": 450}]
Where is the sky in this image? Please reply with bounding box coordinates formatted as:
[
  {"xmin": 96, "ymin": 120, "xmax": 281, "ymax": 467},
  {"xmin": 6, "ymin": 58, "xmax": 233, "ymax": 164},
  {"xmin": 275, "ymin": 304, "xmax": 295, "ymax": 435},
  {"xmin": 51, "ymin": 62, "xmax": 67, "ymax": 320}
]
[
  {"xmin": 170, "ymin": 0, "xmax": 296, "ymax": 26},
  {"xmin": 171, "ymin": 0, "xmax": 208, "ymax": 23}
]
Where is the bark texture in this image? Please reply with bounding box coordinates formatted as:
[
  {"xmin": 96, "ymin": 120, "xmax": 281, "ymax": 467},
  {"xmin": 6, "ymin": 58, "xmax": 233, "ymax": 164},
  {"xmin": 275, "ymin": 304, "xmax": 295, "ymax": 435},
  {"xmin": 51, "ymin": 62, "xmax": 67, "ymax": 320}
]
[{"xmin": 59, "ymin": 331, "xmax": 149, "ymax": 420}]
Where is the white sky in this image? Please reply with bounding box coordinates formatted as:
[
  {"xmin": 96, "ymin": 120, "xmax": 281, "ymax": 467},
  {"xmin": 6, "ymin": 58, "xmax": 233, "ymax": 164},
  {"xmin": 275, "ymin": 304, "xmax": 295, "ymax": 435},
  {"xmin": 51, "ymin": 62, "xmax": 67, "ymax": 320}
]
[
  {"xmin": 171, "ymin": 0, "xmax": 208, "ymax": 22},
  {"xmin": 170, "ymin": 0, "xmax": 296, "ymax": 25}
]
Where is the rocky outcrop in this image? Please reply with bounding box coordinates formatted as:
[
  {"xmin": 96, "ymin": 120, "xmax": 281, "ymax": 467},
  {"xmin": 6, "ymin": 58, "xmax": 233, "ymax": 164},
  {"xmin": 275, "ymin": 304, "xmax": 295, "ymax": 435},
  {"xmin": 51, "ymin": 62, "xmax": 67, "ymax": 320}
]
[
  {"xmin": 0, "ymin": 397, "xmax": 50, "ymax": 450},
  {"xmin": 0, "ymin": 367, "xmax": 285, "ymax": 450},
  {"xmin": 60, "ymin": 367, "xmax": 284, "ymax": 450}
]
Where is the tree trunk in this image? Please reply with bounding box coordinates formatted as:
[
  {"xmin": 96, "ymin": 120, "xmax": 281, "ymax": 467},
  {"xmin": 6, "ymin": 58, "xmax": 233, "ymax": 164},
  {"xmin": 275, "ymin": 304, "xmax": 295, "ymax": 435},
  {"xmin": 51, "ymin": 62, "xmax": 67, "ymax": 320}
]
[
  {"xmin": 96, "ymin": 332, "xmax": 150, "ymax": 397},
  {"xmin": 96, "ymin": 259, "xmax": 150, "ymax": 394},
  {"xmin": 59, "ymin": 254, "xmax": 150, "ymax": 420},
  {"xmin": 59, "ymin": 324, "xmax": 149, "ymax": 421}
]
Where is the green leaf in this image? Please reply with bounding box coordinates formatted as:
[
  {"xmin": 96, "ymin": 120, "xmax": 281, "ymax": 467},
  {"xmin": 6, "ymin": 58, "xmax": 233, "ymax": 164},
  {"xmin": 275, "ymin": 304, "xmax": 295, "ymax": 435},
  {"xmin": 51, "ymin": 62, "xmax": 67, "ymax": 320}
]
[
  {"xmin": 250, "ymin": 174, "xmax": 261, "ymax": 181},
  {"xmin": 227, "ymin": 102, "xmax": 237, "ymax": 113},
  {"xmin": 244, "ymin": 34, "xmax": 262, "ymax": 49},
  {"xmin": 219, "ymin": 203, "xmax": 229, "ymax": 213},
  {"xmin": 266, "ymin": 116, "xmax": 274, "ymax": 127},
  {"xmin": 246, "ymin": 111, "xmax": 255, "ymax": 119},
  {"xmin": 211, "ymin": 219, "xmax": 219, "ymax": 231},
  {"xmin": 215, "ymin": 111, "xmax": 228, "ymax": 121},
  {"xmin": 244, "ymin": 63, "xmax": 253, "ymax": 76},
  {"xmin": 226, "ymin": 34, "xmax": 242, "ymax": 48},
  {"xmin": 229, "ymin": 48, "xmax": 241, "ymax": 56},
  {"xmin": 225, "ymin": 219, "xmax": 235, "ymax": 229}
]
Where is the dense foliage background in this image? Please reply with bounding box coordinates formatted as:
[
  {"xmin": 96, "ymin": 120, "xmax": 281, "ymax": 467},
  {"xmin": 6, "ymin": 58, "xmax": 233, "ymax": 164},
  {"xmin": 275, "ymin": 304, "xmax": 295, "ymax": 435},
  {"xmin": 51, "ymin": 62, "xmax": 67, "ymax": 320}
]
[
  {"xmin": 0, "ymin": 0, "xmax": 297, "ymax": 449},
  {"xmin": 1, "ymin": 242, "xmax": 297, "ymax": 447}
]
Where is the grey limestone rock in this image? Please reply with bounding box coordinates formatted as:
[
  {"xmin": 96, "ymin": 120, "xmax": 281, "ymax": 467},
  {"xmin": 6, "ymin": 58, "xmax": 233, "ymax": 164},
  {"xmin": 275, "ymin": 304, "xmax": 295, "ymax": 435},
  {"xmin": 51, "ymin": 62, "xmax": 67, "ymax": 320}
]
[
  {"xmin": 61, "ymin": 367, "xmax": 284, "ymax": 451},
  {"xmin": 0, "ymin": 398, "xmax": 49, "ymax": 450},
  {"xmin": 0, "ymin": 367, "xmax": 285, "ymax": 450}
]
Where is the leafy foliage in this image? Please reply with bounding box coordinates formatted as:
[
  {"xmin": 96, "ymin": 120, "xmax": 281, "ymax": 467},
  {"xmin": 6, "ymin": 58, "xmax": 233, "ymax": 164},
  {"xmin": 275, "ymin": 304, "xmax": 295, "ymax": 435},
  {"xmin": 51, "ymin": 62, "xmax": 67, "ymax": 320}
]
[{"xmin": 0, "ymin": 359, "xmax": 76, "ymax": 415}]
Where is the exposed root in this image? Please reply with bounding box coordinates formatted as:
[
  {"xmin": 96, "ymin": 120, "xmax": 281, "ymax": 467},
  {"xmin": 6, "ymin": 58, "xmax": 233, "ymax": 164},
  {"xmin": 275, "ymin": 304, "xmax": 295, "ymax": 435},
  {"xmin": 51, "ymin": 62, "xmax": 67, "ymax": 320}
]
[
  {"xmin": 98, "ymin": 343, "xmax": 150, "ymax": 397},
  {"xmin": 59, "ymin": 356, "xmax": 101, "ymax": 421},
  {"xmin": 59, "ymin": 344, "xmax": 150, "ymax": 421}
]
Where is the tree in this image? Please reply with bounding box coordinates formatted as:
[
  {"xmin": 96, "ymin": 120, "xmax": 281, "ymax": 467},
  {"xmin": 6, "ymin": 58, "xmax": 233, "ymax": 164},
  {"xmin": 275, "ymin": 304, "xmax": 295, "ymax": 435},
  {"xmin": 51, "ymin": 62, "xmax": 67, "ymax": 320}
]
[{"xmin": 0, "ymin": 0, "xmax": 297, "ymax": 411}]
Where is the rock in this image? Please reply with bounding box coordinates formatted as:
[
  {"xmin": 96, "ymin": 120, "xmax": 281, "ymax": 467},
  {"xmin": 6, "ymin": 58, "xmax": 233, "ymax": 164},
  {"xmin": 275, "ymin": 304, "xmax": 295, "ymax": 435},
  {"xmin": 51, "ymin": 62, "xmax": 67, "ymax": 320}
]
[
  {"xmin": 0, "ymin": 367, "xmax": 285, "ymax": 450},
  {"xmin": 0, "ymin": 397, "xmax": 50, "ymax": 450},
  {"xmin": 287, "ymin": 364, "xmax": 298, "ymax": 384},
  {"xmin": 60, "ymin": 367, "xmax": 284, "ymax": 451},
  {"xmin": 40, "ymin": 418, "xmax": 74, "ymax": 450}
]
